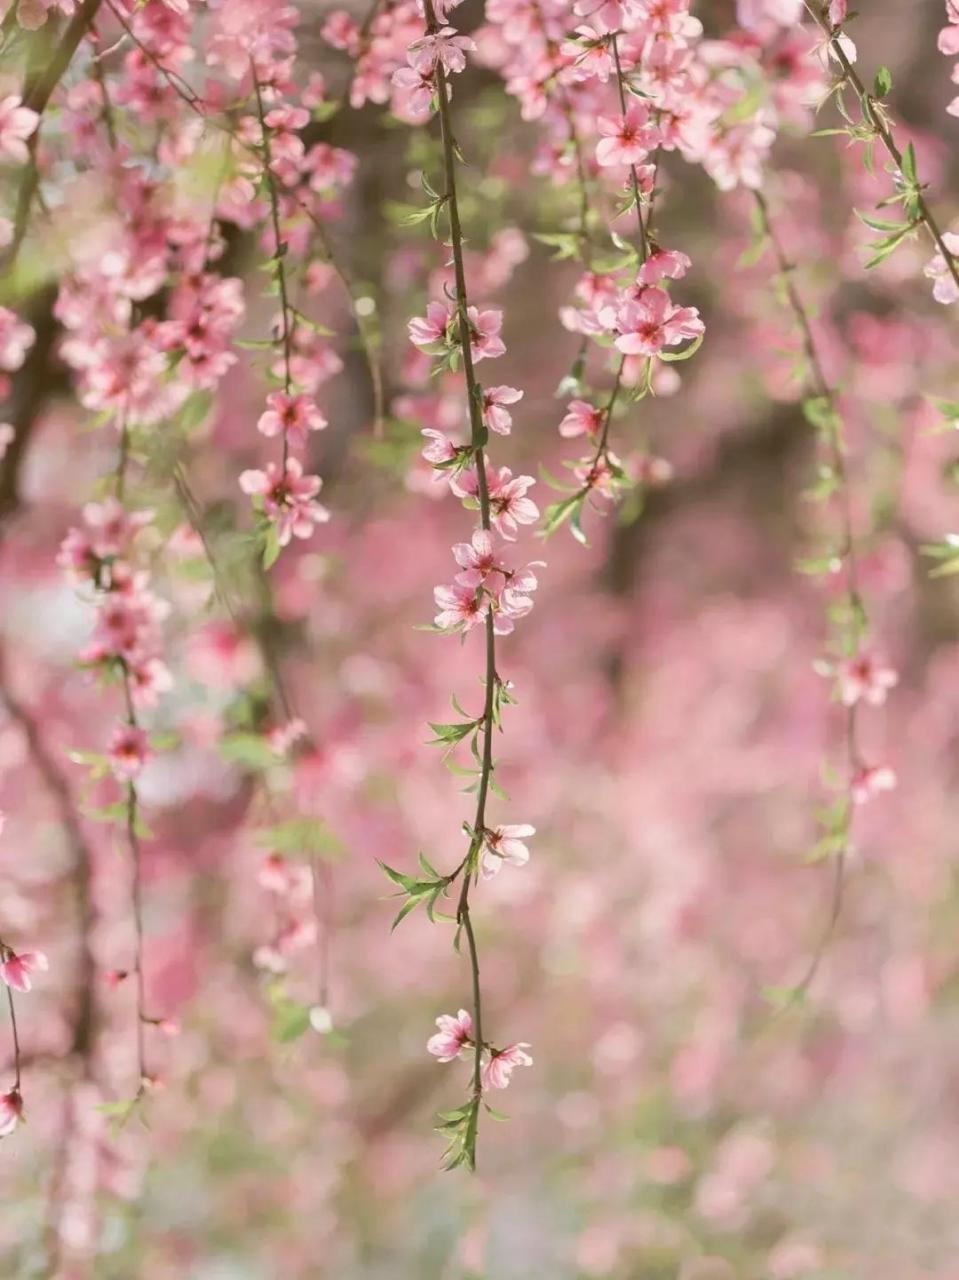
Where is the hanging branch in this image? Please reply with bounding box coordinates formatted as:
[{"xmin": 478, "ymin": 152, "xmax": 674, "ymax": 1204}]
[
  {"xmin": 807, "ymin": 0, "xmax": 959, "ymax": 295},
  {"xmin": 753, "ymin": 188, "xmax": 895, "ymax": 1003}
]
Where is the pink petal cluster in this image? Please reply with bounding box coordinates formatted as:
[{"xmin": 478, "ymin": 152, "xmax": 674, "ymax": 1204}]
[
  {"xmin": 924, "ymin": 232, "xmax": 959, "ymax": 305},
  {"xmin": 605, "ymin": 285, "xmax": 705, "ymax": 358},
  {"xmin": 58, "ymin": 502, "xmax": 173, "ymax": 711},
  {"xmin": 433, "ymin": 530, "xmax": 541, "ymax": 635},
  {"xmin": 256, "ymin": 391, "xmax": 328, "ymax": 450},
  {"xmin": 0, "ymin": 95, "xmax": 39, "ymax": 164},
  {"xmin": 0, "ymin": 948, "xmax": 48, "ymax": 993},
  {"xmin": 481, "ymin": 823, "xmax": 535, "ymax": 877},
  {"xmin": 596, "ymin": 100, "xmax": 660, "ymax": 168},
  {"xmin": 482, "ymin": 1043, "xmax": 533, "ymax": 1090},
  {"xmin": 240, "ymin": 458, "xmax": 330, "ymax": 547},
  {"xmin": 427, "ymin": 1008, "xmax": 473, "ymax": 1061},
  {"xmin": 836, "ymin": 653, "xmax": 899, "ymax": 708},
  {"xmin": 0, "ymin": 1088, "xmax": 22, "ymax": 1138}
]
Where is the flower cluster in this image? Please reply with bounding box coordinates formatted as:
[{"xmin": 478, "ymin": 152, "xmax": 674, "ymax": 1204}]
[
  {"xmin": 377, "ymin": 0, "xmax": 541, "ymax": 1170},
  {"xmin": 0, "ymin": 937, "xmax": 47, "ymax": 1137},
  {"xmin": 427, "ymin": 1008, "xmax": 533, "ymax": 1092},
  {"xmin": 59, "ymin": 495, "xmax": 173, "ymax": 1097},
  {"xmin": 59, "ymin": 500, "xmax": 172, "ymax": 739}
]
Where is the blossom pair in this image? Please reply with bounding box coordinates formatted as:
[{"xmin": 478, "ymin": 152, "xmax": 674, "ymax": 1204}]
[
  {"xmin": 433, "ymin": 530, "xmax": 541, "ymax": 635},
  {"xmin": 450, "ymin": 467, "xmax": 538, "ymax": 540},
  {"xmin": 408, "ymin": 302, "xmax": 506, "ymax": 362},
  {"xmin": 427, "ymin": 1008, "xmax": 532, "ymax": 1091},
  {"xmin": 600, "ymin": 285, "xmax": 704, "ymax": 358},
  {"xmin": 239, "ymin": 457, "xmax": 330, "ymax": 547}
]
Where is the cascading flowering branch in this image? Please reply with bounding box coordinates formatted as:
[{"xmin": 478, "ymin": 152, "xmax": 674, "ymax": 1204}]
[
  {"xmin": 0, "ymin": 913, "xmax": 47, "ymax": 1137},
  {"xmin": 59, "ymin": 494, "xmax": 174, "ymax": 1110},
  {"xmin": 0, "ymin": 0, "xmax": 957, "ymax": 1221},
  {"xmin": 485, "ymin": 0, "xmax": 710, "ymax": 541},
  {"xmin": 379, "ymin": 0, "xmax": 540, "ymax": 1170}
]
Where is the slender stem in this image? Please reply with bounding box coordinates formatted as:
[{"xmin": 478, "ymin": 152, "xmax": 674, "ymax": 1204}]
[
  {"xmin": 251, "ymin": 61, "xmax": 294, "ymax": 467},
  {"xmin": 104, "ymin": 0, "xmax": 201, "ymax": 109},
  {"xmin": 296, "ymin": 200, "xmax": 386, "ymax": 437},
  {"xmin": 111, "ymin": 413, "xmax": 150, "ymax": 1090},
  {"xmin": 754, "ymin": 188, "xmax": 863, "ymax": 997},
  {"xmin": 610, "ymin": 32, "xmax": 650, "ymax": 264},
  {"xmin": 121, "ymin": 667, "xmax": 149, "ymax": 1091},
  {"xmin": 806, "ymin": 0, "xmax": 959, "ymax": 294},
  {"xmin": 5, "ymin": 985, "xmax": 21, "ymax": 1090},
  {"xmin": 0, "ymin": 650, "xmax": 97, "ymax": 1061},
  {"xmin": 425, "ymin": 0, "xmax": 494, "ymax": 1128}
]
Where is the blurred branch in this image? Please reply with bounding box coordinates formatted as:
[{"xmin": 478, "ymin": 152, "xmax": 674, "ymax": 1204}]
[
  {"xmin": 0, "ymin": 648, "xmax": 96, "ymax": 1059},
  {"xmin": 0, "ymin": 287, "xmax": 63, "ymax": 525}
]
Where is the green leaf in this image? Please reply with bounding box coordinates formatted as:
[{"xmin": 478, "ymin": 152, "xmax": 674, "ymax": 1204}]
[
  {"xmin": 256, "ymin": 817, "xmax": 342, "ymax": 860},
  {"xmin": 659, "ymin": 332, "xmax": 703, "ymax": 363},
  {"xmin": 901, "ymin": 140, "xmax": 918, "ymax": 185},
  {"xmin": 873, "ymin": 66, "xmax": 892, "ymax": 98},
  {"xmin": 262, "ymin": 525, "xmax": 281, "ymax": 570},
  {"xmin": 761, "ymin": 984, "xmax": 803, "ymax": 1011},
  {"xmin": 391, "ymin": 896, "xmax": 424, "ymax": 932},
  {"xmin": 378, "ymin": 861, "xmax": 418, "ymax": 892},
  {"xmin": 855, "ymin": 211, "xmax": 909, "ymax": 233},
  {"xmin": 219, "ymin": 733, "xmax": 277, "ymax": 772},
  {"xmin": 541, "ymin": 493, "xmax": 585, "ymax": 539},
  {"xmin": 272, "ymin": 999, "xmax": 311, "ymax": 1043}
]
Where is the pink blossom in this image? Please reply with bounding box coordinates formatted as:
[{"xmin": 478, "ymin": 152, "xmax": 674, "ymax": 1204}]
[
  {"xmin": 0, "ymin": 95, "xmax": 39, "ymax": 164},
  {"xmin": 432, "ymin": 0, "xmax": 465, "ymax": 21},
  {"xmin": 0, "ymin": 948, "xmax": 48, "ymax": 993},
  {"xmin": 851, "ymin": 764, "xmax": 897, "ymax": 805},
  {"xmin": 635, "ymin": 454, "xmax": 675, "ymax": 486},
  {"xmin": 0, "ymin": 1088, "xmax": 22, "ymax": 1137},
  {"xmin": 108, "ymin": 724, "xmax": 150, "ymax": 780},
  {"xmin": 408, "ymin": 301, "xmax": 450, "ymax": 349},
  {"xmin": 81, "ymin": 498, "xmax": 153, "ymax": 559},
  {"xmin": 496, "ymin": 563, "xmax": 542, "ymax": 634},
  {"xmin": 573, "ymin": 453, "xmax": 621, "ymax": 499},
  {"xmin": 467, "ymin": 307, "xmax": 506, "ymax": 361},
  {"xmin": 0, "ymin": 308, "xmax": 35, "ymax": 372},
  {"xmin": 596, "ymin": 101, "xmax": 658, "ymax": 168},
  {"xmin": 940, "ymin": 24, "xmax": 959, "ymax": 57},
  {"xmin": 482, "ymin": 385, "xmax": 522, "ymax": 435},
  {"xmin": 923, "ymin": 232, "xmax": 959, "ymax": 305},
  {"xmin": 481, "ymin": 823, "xmax": 535, "ymax": 877},
  {"xmin": 257, "ymin": 854, "xmax": 311, "ymax": 897},
  {"xmin": 637, "ymin": 249, "xmax": 692, "ymax": 286},
  {"xmin": 559, "ymin": 400, "xmax": 604, "ymax": 439},
  {"xmin": 427, "ymin": 1008, "xmax": 473, "ymax": 1061},
  {"xmin": 562, "ymin": 26, "xmax": 613, "ymax": 83},
  {"xmin": 391, "ymin": 66, "xmax": 436, "ymax": 119},
  {"xmin": 267, "ymin": 718, "xmax": 308, "ymax": 756},
  {"xmin": 610, "ymin": 287, "xmax": 705, "ymax": 357},
  {"xmin": 836, "ymin": 653, "xmax": 898, "ymax": 707},
  {"xmin": 239, "ymin": 458, "xmax": 330, "ymax": 547},
  {"xmin": 321, "ymin": 10, "xmax": 361, "ymax": 54},
  {"xmin": 828, "ymin": 0, "xmax": 848, "ymax": 24},
  {"xmin": 452, "ymin": 529, "xmax": 506, "ymax": 584},
  {"xmin": 407, "ymin": 29, "xmax": 476, "ymax": 76},
  {"xmin": 486, "ymin": 467, "xmax": 539, "ymax": 539},
  {"xmin": 421, "ymin": 428, "xmax": 459, "ymax": 466},
  {"xmin": 482, "ymin": 1042, "xmax": 533, "ymax": 1090},
  {"xmin": 433, "ymin": 580, "xmax": 487, "ymax": 631},
  {"xmin": 256, "ymin": 392, "xmax": 328, "ymax": 449}
]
